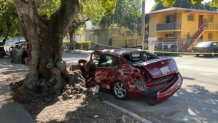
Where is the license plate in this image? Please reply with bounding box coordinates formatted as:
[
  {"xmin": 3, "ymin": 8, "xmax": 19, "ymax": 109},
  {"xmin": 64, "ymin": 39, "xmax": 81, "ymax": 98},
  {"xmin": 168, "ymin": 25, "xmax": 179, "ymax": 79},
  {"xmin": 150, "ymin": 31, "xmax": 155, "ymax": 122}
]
[{"xmin": 160, "ymin": 66, "xmax": 170, "ymax": 75}]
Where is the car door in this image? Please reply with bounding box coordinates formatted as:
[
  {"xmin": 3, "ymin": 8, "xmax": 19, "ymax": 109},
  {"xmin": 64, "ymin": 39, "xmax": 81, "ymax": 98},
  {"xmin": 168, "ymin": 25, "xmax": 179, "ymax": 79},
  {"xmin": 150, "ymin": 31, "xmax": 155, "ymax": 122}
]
[
  {"xmin": 95, "ymin": 54, "xmax": 118, "ymax": 89},
  {"xmin": 211, "ymin": 42, "xmax": 218, "ymax": 52},
  {"xmin": 215, "ymin": 42, "xmax": 218, "ymax": 52}
]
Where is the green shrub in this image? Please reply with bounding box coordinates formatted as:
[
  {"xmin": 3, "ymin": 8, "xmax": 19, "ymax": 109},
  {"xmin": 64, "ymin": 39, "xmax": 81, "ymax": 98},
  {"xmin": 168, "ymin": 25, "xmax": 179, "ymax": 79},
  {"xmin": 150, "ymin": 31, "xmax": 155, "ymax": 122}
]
[{"xmin": 75, "ymin": 40, "xmax": 92, "ymax": 50}]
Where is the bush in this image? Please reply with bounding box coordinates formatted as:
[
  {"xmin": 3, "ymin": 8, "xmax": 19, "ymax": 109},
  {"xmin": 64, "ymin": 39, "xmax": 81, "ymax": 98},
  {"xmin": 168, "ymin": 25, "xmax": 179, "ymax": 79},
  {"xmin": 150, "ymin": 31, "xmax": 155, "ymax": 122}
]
[{"xmin": 75, "ymin": 40, "xmax": 92, "ymax": 50}]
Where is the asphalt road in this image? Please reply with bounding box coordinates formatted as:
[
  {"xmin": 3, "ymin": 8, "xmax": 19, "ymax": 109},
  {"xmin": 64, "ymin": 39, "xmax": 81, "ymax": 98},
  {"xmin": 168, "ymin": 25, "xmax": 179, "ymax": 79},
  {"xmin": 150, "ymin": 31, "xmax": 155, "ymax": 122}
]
[{"xmin": 99, "ymin": 55, "xmax": 218, "ymax": 123}]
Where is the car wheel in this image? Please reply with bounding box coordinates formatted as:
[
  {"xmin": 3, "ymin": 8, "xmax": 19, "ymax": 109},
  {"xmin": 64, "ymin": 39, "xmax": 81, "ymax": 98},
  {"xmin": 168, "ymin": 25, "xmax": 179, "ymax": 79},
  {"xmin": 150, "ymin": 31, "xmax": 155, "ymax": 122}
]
[
  {"xmin": 112, "ymin": 82, "xmax": 128, "ymax": 100},
  {"xmin": 211, "ymin": 52, "xmax": 215, "ymax": 57},
  {"xmin": 146, "ymin": 92, "xmax": 158, "ymax": 106},
  {"xmin": 196, "ymin": 54, "xmax": 199, "ymax": 57}
]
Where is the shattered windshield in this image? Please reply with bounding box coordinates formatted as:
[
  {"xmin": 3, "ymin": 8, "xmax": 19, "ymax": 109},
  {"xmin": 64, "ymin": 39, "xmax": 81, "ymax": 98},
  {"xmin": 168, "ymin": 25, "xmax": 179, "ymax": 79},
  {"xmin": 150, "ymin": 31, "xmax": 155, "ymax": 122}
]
[{"xmin": 122, "ymin": 51, "xmax": 158, "ymax": 63}]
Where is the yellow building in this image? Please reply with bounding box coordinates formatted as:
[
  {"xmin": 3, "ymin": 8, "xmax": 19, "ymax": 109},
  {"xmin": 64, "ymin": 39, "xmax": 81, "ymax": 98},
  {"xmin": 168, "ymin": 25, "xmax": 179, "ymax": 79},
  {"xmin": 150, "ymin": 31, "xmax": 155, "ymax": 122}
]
[
  {"xmin": 148, "ymin": 7, "xmax": 218, "ymax": 51},
  {"xmin": 85, "ymin": 25, "xmax": 142, "ymax": 49}
]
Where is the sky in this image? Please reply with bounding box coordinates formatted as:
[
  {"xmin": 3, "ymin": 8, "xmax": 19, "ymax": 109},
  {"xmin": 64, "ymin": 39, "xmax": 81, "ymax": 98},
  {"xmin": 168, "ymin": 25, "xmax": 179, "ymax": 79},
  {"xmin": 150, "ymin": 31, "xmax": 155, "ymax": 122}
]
[{"xmin": 145, "ymin": 0, "xmax": 212, "ymax": 13}]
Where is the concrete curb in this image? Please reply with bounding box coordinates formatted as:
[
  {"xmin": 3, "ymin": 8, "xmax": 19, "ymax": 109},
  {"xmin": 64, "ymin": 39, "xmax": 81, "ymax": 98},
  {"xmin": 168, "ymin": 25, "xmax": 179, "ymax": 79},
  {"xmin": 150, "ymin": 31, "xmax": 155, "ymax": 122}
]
[{"xmin": 103, "ymin": 101, "xmax": 152, "ymax": 123}]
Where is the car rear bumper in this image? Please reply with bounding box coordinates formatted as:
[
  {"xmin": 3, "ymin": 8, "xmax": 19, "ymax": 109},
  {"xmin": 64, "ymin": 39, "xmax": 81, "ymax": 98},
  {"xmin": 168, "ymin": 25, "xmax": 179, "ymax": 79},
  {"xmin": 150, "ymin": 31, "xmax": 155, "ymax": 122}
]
[{"xmin": 156, "ymin": 73, "xmax": 183, "ymax": 102}]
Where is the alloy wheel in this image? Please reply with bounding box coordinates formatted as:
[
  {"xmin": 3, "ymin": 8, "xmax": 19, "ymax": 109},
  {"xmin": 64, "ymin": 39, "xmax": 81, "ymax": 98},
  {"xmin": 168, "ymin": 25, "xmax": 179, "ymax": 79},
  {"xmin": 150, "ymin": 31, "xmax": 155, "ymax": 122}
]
[{"xmin": 113, "ymin": 82, "xmax": 127, "ymax": 99}]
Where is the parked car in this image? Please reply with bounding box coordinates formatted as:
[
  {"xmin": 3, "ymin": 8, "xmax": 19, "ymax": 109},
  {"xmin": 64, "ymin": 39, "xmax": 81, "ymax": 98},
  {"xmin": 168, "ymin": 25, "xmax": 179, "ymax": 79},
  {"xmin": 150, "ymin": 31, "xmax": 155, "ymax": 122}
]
[
  {"xmin": 4, "ymin": 39, "xmax": 26, "ymax": 53},
  {"xmin": 155, "ymin": 43, "xmax": 178, "ymax": 55},
  {"xmin": 193, "ymin": 41, "xmax": 218, "ymax": 57},
  {"xmin": 7, "ymin": 40, "xmax": 26, "ymax": 47},
  {"xmin": 70, "ymin": 48, "xmax": 183, "ymax": 105}
]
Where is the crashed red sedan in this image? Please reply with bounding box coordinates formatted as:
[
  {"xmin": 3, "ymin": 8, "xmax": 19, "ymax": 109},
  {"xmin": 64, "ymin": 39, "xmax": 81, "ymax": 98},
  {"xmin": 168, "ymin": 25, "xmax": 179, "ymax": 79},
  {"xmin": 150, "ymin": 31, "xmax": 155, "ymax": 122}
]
[{"xmin": 71, "ymin": 48, "xmax": 183, "ymax": 104}]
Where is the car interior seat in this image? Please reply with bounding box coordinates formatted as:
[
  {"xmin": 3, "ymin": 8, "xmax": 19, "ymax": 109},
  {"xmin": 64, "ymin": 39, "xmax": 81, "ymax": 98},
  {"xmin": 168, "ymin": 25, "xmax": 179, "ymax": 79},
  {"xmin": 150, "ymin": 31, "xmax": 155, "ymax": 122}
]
[{"xmin": 123, "ymin": 55, "xmax": 131, "ymax": 62}]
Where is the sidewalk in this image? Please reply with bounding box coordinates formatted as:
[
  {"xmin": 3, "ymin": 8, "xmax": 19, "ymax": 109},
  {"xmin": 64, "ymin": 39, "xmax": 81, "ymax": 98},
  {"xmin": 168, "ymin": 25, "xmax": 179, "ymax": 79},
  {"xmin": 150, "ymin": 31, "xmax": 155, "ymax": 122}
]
[
  {"xmin": 0, "ymin": 57, "xmax": 28, "ymax": 73},
  {"xmin": 0, "ymin": 58, "xmax": 34, "ymax": 123}
]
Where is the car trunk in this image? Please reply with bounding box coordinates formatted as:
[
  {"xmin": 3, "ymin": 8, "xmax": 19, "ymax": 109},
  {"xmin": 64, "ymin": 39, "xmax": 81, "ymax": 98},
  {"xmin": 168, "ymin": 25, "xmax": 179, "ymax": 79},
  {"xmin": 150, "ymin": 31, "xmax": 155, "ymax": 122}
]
[{"xmin": 134, "ymin": 58, "xmax": 178, "ymax": 87}]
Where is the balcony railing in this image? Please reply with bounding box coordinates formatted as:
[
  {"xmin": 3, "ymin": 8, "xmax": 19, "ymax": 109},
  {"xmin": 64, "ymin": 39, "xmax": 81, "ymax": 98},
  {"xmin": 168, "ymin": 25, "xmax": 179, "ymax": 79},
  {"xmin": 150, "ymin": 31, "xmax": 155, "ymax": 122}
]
[
  {"xmin": 156, "ymin": 22, "xmax": 181, "ymax": 31},
  {"xmin": 204, "ymin": 23, "xmax": 218, "ymax": 30}
]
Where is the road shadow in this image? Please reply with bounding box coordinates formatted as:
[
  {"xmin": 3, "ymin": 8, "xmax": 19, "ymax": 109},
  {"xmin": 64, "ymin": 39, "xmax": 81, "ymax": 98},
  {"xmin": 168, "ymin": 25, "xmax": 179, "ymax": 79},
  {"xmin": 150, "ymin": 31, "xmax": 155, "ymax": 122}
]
[
  {"xmin": 171, "ymin": 85, "xmax": 218, "ymax": 123},
  {"xmin": 0, "ymin": 58, "xmax": 28, "ymax": 72},
  {"xmin": 138, "ymin": 85, "xmax": 218, "ymax": 123},
  {"xmin": 94, "ymin": 85, "xmax": 218, "ymax": 123}
]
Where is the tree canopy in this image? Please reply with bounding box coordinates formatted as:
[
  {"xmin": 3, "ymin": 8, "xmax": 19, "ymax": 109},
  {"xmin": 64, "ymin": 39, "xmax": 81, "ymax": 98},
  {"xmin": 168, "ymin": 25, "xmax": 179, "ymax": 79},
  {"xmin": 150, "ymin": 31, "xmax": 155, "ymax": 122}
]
[
  {"xmin": 154, "ymin": 0, "xmax": 204, "ymax": 7},
  {"xmin": 0, "ymin": 0, "xmax": 20, "ymax": 39},
  {"xmin": 99, "ymin": 0, "xmax": 141, "ymax": 32},
  {"xmin": 0, "ymin": 0, "xmax": 115, "ymax": 39},
  {"xmin": 153, "ymin": 0, "xmax": 217, "ymax": 11}
]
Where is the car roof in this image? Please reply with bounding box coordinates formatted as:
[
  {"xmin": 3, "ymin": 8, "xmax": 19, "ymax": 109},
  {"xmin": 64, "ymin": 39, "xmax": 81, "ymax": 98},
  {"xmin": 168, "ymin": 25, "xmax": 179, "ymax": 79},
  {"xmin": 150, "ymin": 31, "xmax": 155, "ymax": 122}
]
[{"xmin": 93, "ymin": 48, "xmax": 143, "ymax": 56}]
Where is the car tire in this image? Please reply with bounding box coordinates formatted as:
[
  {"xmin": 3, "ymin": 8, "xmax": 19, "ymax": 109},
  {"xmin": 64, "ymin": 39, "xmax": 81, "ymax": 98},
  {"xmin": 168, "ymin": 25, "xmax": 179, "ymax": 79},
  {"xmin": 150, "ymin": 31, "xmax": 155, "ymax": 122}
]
[
  {"xmin": 196, "ymin": 54, "xmax": 199, "ymax": 57},
  {"xmin": 146, "ymin": 92, "xmax": 158, "ymax": 106},
  {"xmin": 211, "ymin": 52, "xmax": 215, "ymax": 57},
  {"xmin": 112, "ymin": 82, "xmax": 128, "ymax": 100}
]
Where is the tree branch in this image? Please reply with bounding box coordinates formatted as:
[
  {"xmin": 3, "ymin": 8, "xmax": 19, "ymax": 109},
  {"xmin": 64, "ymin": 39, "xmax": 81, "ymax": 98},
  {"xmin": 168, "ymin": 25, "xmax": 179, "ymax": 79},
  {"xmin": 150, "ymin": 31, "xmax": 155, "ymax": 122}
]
[
  {"xmin": 71, "ymin": 18, "xmax": 89, "ymax": 29},
  {"xmin": 50, "ymin": 0, "xmax": 80, "ymax": 37}
]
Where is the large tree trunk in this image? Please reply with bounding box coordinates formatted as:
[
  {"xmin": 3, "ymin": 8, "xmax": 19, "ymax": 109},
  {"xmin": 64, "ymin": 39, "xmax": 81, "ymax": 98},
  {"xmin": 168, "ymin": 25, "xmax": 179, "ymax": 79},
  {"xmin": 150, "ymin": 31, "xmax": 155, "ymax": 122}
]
[
  {"xmin": 0, "ymin": 38, "xmax": 7, "ymax": 57},
  {"xmin": 11, "ymin": 0, "xmax": 80, "ymax": 103},
  {"xmin": 69, "ymin": 26, "xmax": 77, "ymax": 50}
]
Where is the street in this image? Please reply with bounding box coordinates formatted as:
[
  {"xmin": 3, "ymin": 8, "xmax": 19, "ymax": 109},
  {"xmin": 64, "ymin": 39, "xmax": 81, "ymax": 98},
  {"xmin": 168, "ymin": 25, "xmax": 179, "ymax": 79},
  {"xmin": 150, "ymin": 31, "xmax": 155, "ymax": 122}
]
[{"xmin": 99, "ymin": 55, "xmax": 218, "ymax": 123}]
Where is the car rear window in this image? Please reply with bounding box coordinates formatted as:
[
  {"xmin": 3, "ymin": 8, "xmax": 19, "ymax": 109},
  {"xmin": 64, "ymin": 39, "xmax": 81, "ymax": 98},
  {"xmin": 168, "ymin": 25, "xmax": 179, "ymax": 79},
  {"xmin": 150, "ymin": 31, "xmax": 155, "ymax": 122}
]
[
  {"xmin": 197, "ymin": 42, "xmax": 212, "ymax": 47},
  {"xmin": 122, "ymin": 51, "xmax": 159, "ymax": 63}
]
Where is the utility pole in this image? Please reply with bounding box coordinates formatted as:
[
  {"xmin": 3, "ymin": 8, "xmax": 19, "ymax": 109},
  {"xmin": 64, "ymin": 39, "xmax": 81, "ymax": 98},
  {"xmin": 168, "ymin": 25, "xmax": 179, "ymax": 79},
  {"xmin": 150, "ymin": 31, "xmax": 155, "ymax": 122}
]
[{"xmin": 141, "ymin": 0, "xmax": 145, "ymax": 49}]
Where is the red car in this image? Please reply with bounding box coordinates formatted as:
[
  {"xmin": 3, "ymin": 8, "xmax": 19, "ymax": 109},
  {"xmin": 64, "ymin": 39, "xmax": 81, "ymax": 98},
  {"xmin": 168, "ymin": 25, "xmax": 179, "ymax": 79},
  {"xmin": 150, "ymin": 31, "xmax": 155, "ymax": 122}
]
[{"xmin": 71, "ymin": 48, "xmax": 183, "ymax": 104}]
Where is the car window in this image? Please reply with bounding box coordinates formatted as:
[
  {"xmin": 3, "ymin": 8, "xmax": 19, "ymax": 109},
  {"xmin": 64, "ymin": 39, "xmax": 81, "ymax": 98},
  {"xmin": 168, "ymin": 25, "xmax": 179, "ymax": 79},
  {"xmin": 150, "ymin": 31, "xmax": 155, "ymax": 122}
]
[
  {"xmin": 98, "ymin": 55, "xmax": 117, "ymax": 67},
  {"xmin": 122, "ymin": 51, "xmax": 159, "ymax": 63},
  {"xmin": 132, "ymin": 52, "xmax": 141, "ymax": 61},
  {"xmin": 212, "ymin": 42, "xmax": 218, "ymax": 47}
]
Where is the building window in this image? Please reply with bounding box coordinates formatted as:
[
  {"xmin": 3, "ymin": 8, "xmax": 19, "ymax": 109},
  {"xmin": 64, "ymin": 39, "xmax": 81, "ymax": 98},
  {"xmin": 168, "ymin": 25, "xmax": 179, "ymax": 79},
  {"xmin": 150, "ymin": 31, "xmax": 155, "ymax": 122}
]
[
  {"xmin": 187, "ymin": 13, "xmax": 194, "ymax": 21},
  {"xmin": 165, "ymin": 15, "xmax": 176, "ymax": 23},
  {"xmin": 208, "ymin": 33, "xmax": 213, "ymax": 40},
  {"xmin": 208, "ymin": 15, "xmax": 214, "ymax": 22}
]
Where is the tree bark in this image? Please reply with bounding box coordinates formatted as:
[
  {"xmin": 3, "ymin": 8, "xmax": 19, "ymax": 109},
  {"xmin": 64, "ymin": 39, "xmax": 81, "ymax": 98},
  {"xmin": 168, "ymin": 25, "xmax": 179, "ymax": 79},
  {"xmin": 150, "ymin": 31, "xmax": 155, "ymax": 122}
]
[
  {"xmin": 12, "ymin": 0, "xmax": 80, "ymax": 102},
  {"xmin": 0, "ymin": 37, "xmax": 7, "ymax": 57},
  {"xmin": 69, "ymin": 26, "xmax": 77, "ymax": 50}
]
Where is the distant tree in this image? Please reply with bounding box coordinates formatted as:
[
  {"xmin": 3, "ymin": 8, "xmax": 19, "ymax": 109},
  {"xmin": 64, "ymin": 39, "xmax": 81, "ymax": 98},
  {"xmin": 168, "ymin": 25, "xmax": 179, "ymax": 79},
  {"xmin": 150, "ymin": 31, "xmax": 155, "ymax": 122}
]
[
  {"xmin": 0, "ymin": 0, "xmax": 20, "ymax": 40},
  {"xmin": 99, "ymin": 0, "xmax": 141, "ymax": 32},
  {"xmin": 152, "ymin": 0, "xmax": 217, "ymax": 11}
]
